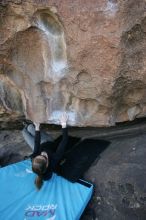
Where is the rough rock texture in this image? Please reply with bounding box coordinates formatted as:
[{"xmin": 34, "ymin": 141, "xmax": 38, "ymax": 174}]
[
  {"xmin": 84, "ymin": 133, "xmax": 146, "ymax": 220},
  {"xmin": 0, "ymin": 0, "xmax": 146, "ymax": 126}
]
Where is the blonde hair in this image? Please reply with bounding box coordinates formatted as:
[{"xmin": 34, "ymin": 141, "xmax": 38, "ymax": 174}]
[
  {"xmin": 35, "ymin": 175, "xmax": 43, "ymax": 190},
  {"xmin": 32, "ymin": 156, "xmax": 47, "ymax": 190}
]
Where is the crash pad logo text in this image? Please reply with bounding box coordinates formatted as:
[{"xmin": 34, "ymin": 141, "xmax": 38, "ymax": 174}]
[{"xmin": 25, "ymin": 204, "xmax": 57, "ymax": 218}]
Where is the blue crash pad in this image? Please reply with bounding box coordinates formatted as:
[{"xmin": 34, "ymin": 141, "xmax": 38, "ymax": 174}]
[{"xmin": 0, "ymin": 160, "xmax": 93, "ymax": 220}]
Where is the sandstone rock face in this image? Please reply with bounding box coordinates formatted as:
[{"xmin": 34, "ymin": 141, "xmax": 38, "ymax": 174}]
[{"xmin": 0, "ymin": 0, "xmax": 146, "ymax": 126}]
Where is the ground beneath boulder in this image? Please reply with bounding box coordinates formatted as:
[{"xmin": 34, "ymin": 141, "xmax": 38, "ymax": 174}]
[{"xmin": 0, "ymin": 121, "xmax": 146, "ymax": 220}]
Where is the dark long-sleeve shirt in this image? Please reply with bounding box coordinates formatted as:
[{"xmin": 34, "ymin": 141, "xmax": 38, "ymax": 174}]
[{"xmin": 33, "ymin": 128, "xmax": 68, "ymax": 180}]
